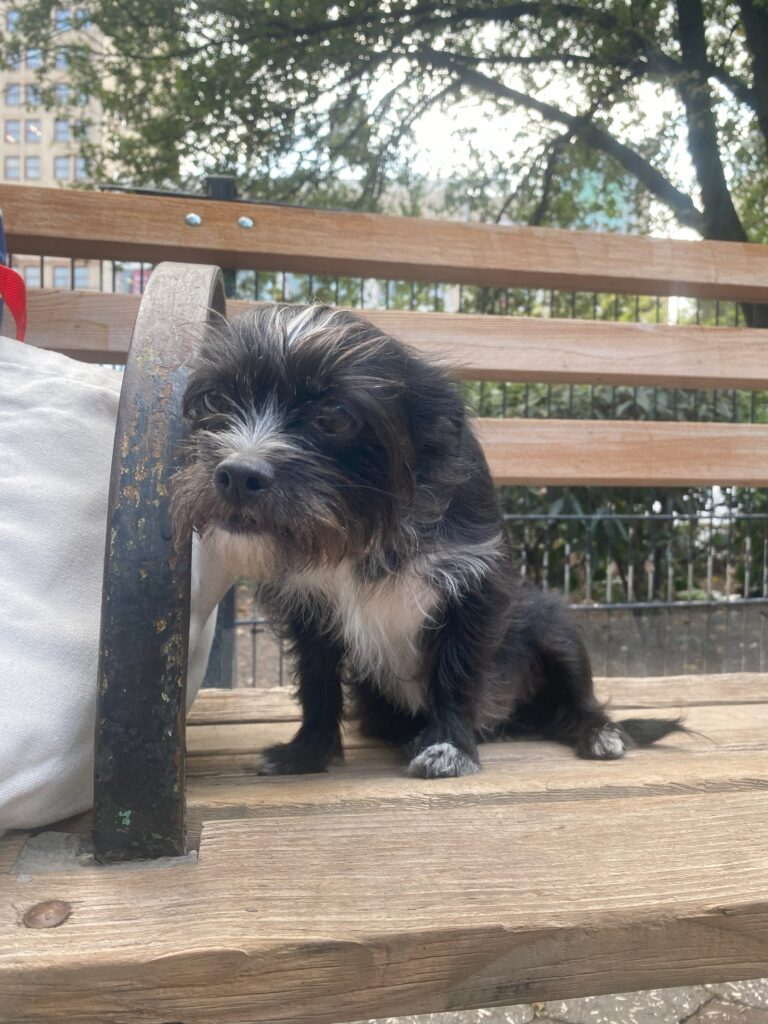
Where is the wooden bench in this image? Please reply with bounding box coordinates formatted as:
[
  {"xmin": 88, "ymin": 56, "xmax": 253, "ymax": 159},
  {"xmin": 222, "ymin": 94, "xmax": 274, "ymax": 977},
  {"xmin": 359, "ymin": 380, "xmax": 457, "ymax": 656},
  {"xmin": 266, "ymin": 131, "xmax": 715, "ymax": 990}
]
[{"xmin": 2, "ymin": 185, "xmax": 767, "ymax": 1022}]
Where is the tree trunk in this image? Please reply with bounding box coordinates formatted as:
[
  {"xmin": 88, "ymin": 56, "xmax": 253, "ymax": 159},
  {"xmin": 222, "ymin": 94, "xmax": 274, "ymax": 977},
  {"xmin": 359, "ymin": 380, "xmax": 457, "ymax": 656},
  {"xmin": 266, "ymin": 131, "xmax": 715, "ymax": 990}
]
[
  {"xmin": 738, "ymin": 0, "xmax": 768, "ymax": 151},
  {"xmin": 675, "ymin": 0, "xmax": 768, "ymax": 326}
]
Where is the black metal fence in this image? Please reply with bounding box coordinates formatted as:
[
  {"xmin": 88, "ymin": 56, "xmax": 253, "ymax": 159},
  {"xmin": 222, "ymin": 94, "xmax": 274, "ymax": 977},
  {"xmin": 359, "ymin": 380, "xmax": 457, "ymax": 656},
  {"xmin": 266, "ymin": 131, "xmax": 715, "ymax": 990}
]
[{"xmin": 11, "ymin": 197, "xmax": 768, "ymax": 683}]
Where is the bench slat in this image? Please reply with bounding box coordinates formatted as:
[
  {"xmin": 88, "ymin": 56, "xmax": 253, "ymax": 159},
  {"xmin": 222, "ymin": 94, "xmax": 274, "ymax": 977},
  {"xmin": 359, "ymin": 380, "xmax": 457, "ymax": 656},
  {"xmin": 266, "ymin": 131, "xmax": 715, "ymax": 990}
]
[
  {"xmin": 5, "ymin": 184, "xmax": 768, "ymax": 299},
  {"xmin": 479, "ymin": 418, "xmax": 768, "ymax": 486},
  {"xmin": 4, "ymin": 789, "xmax": 768, "ymax": 1022},
  {"xmin": 4, "ymin": 680, "xmax": 767, "ymax": 1021},
  {"xmin": 188, "ymin": 673, "xmax": 768, "ymax": 725},
  {"xmin": 24, "ymin": 289, "xmax": 768, "ymax": 390},
  {"xmin": 185, "ymin": 703, "xmax": 768, "ymax": 757}
]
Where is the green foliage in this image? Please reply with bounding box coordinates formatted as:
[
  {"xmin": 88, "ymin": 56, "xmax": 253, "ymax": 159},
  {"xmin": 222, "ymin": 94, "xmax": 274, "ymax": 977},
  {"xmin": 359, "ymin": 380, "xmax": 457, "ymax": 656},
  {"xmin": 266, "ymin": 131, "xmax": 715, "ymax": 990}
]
[
  {"xmin": 3, "ymin": 1, "xmax": 766, "ymax": 246},
  {"xmin": 4, "ymin": 1, "xmax": 766, "ymax": 604}
]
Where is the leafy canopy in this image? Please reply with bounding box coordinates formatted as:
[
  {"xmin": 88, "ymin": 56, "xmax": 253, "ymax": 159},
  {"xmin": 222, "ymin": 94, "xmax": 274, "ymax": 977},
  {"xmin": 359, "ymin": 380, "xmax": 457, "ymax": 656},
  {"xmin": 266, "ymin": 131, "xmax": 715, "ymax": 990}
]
[{"xmin": 4, "ymin": 1, "xmax": 767, "ymax": 244}]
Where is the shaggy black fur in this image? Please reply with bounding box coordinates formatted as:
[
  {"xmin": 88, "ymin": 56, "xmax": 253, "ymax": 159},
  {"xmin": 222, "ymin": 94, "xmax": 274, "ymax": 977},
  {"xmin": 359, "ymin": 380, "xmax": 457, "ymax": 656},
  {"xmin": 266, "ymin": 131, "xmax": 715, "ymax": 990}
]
[{"xmin": 173, "ymin": 304, "xmax": 686, "ymax": 777}]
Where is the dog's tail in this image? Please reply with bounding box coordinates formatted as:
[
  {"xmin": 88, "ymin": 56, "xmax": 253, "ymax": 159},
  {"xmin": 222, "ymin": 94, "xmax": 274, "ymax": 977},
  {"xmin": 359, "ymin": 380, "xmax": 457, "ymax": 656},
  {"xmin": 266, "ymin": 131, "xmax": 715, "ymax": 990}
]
[{"xmin": 618, "ymin": 715, "xmax": 689, "ymax": 747}]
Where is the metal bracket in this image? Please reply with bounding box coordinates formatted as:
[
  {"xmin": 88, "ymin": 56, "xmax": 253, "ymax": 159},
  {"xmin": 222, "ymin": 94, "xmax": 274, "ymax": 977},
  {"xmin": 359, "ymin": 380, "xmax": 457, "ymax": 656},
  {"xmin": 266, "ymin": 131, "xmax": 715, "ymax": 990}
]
[{"xmin": 92, "ymin": 262, "xmax": 225, "ymax": 862}]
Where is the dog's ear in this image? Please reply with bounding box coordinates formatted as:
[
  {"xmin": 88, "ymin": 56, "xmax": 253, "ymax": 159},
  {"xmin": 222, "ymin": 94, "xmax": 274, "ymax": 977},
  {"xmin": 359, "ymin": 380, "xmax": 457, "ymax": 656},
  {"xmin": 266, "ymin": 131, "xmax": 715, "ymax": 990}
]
[{"xmin": 407, "ymin": 366, "xmax": 469, "ymax": 483}]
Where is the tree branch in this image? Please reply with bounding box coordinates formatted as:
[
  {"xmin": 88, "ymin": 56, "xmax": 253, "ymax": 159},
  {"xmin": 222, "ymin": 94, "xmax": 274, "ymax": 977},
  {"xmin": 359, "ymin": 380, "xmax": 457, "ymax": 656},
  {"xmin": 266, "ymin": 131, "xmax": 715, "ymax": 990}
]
[
  {"xmin": 529, "ymin": 130, "xmax": 571, "ymax": 226},
  {"xmin": 737, "ymin": 0, "xmax": 768, "ymax": 148},
  {"xmin": 675, "ymin": 0, "xmax": 748, "ymax": 242},
  {"xmin": 416, "ymin": 46, "xmax": 706, "ymax": 234}
]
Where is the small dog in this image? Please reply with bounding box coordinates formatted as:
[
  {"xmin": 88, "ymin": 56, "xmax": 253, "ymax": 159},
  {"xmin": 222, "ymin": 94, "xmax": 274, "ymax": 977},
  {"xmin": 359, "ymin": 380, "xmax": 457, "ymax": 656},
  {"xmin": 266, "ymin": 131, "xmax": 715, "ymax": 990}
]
[{"xmin": 173, "ymin": 305, "xmax": 684, "ymax": 777}]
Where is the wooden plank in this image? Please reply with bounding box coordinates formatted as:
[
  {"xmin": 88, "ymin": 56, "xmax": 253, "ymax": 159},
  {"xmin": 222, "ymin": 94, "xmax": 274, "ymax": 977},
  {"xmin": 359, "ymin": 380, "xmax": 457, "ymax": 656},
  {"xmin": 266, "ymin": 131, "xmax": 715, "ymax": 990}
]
[
  {"xmin": 3, "ymin": 789, "xmax": 767, "ymax": 1022},
  {"xmin": 354, "ymin": 309, "xmax": 768, "ymax": 390},
  {"xmin": 188, "ymin": 673, "xmax": 768, "ymax": 725},
  {"xmin": 24, "ymin": 289, "xmax": 768, "ymax": 391},
  {"xmin": 5, "ymin": 184, "xmax": 768, "ymax": 299},
  {"xmin": 477, "ymin": 418, "xmax": 768, "ymax": 486},
  {"xmin": 185, "ymin": 703, "xmax": 768, "ymax": 759},
  {"xmin": 182, "ymin": 748, "xmax": 768, "ymax": 821},
  {"xmin": 190, "ymin": 687, "xmax": 301, "ymax": 725},
  {"xmin": 599, "ymin": 673, "xmax": 768, "ymax": 708},
  {"xmin": 24, "ymin": 289, "xmax": 139, "ymax": 362}
]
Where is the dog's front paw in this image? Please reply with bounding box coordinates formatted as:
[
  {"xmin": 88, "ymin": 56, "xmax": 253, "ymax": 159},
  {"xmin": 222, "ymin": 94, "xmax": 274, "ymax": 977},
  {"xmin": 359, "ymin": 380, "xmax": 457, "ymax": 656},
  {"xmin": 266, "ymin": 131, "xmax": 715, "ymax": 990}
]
[
  {"xmin": 257, "ymin": 741, "xmax": 337, "ymax": 776},
  {"xmin": 406, "ymin": 742, "xmax": 480, "ymax": 779}
]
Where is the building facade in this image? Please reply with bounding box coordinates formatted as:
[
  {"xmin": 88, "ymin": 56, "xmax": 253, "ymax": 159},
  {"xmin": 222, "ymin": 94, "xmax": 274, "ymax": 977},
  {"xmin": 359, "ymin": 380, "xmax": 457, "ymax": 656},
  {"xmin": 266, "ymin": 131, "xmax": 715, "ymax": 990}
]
[{"xmin": 1, "ymin": 2, "xmax": 104, "ymax": 289}]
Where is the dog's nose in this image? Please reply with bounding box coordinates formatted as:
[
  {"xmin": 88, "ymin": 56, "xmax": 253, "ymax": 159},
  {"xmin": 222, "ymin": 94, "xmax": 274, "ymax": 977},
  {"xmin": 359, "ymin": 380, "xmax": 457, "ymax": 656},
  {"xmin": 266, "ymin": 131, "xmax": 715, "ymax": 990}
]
[{"xmin": 214, "ymin": 458, "xmax": 275, "ymax": 504}]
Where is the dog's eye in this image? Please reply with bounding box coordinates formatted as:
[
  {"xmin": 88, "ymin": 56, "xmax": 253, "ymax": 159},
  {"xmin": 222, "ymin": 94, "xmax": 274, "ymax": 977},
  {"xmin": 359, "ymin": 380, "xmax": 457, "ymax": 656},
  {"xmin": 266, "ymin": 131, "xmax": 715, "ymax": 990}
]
[
  {"xmin": 203, "ymin": 390, "xmax": 227, "ymax": 414},
  {"xmin": 314, "ymin": 402, "xmax": 358, "ymax": 438}
]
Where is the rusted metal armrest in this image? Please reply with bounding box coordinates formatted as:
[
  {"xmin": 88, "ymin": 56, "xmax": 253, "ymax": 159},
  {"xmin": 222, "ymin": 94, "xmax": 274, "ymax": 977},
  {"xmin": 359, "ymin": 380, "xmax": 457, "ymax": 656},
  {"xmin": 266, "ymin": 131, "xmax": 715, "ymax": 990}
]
[{"xmin": 92, "ymin": 262, "xmax": 225, "ymax": 863}]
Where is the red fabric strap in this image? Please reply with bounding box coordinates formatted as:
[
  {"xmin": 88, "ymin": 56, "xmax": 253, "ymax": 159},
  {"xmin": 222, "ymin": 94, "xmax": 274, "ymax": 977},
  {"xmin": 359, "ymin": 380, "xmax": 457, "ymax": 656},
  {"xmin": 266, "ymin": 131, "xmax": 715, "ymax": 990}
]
[{"xmin": 0, "ymin": 264, "xmax": 27, "ymax": 340}]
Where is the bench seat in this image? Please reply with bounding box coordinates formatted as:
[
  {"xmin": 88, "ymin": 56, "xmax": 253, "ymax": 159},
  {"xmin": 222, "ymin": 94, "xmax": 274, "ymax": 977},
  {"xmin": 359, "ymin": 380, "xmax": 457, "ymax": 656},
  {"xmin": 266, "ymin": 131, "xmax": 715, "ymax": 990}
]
[{"xmin": 3, "ymin": 675, "xmax": 767, "ymax": 1024}]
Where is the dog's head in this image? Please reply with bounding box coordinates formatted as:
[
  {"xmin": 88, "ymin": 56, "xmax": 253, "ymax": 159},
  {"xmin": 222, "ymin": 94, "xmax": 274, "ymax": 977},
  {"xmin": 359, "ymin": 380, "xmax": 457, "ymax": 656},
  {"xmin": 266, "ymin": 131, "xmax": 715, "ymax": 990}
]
[{"xmin": 172, "ymin": 304, "xmax": 471, "ymax": 577}]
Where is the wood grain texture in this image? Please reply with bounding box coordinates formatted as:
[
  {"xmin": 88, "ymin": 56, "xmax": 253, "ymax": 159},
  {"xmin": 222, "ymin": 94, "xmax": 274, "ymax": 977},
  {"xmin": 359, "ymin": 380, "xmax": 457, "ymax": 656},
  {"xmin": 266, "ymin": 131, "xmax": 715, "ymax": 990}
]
[
  {"xmin": 477, "ymin": 418, "xmax": 768, "ymax": 486},
  {"xmin": 20, "ymin": 293, "xmax": 768, "ymax": 484},
  {"xmin": 5, "ymin": 184, "xmax": 768, "ymax": 298},
  {"xmin": 3, "ymin": 796, "xmax": 767, "ymax": 1023},
  {"xmin": 185, "ymin": 704, "xmax": 768, "ymax": 758},
  {"xmin": 2, "ymin": 677, "xmax": 767, "ymax": 1023},
  {"xmin": 24, "ymin": 290, "xmax": 768, "ymax": 391},
  {"xmin": 351, "ymin": 310, "xmax": 768, "ymax": 389},
  {"xmin": 188, "ymin": 673, "xmax": 768, "ymax": 726}
]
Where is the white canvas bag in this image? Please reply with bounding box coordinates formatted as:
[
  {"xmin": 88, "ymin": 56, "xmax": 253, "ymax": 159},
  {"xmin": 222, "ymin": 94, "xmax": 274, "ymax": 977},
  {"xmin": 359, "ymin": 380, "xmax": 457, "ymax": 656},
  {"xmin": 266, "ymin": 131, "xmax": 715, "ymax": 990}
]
[{"xmin": 0, "ymin": 337, "xmax": 231, "ymax": 833}]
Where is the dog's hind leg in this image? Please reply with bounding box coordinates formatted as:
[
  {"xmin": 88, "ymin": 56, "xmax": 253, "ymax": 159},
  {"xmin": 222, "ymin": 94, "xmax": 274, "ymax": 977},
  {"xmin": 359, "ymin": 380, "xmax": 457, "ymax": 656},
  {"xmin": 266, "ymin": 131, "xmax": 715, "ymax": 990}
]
[
  {"xmin": 521, "ymin": 651, "xmax": 627, "ymax": 760},
  {"xmin": 505, "ymin": 590, "xmax": 684, "ymax": 759},
  {"xmin": 500, "ymin": 590, "xmax": 628, "ymax": 759}
]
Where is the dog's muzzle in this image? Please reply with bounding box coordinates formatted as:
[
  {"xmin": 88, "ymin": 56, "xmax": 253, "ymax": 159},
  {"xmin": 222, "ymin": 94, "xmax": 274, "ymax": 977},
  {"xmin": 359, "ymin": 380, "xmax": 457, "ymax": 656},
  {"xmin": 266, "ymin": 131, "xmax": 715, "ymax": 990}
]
[{"xmin": 213, "ymin": 456, "xmax": 274, "ymax": 506}]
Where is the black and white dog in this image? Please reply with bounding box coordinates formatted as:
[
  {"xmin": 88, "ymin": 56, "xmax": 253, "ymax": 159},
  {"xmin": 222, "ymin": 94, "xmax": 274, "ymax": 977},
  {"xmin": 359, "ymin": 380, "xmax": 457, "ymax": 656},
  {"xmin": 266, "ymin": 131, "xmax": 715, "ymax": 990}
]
[{"xmin": 173, "ymin": 305, "xmax": 683, "ymax": 778}]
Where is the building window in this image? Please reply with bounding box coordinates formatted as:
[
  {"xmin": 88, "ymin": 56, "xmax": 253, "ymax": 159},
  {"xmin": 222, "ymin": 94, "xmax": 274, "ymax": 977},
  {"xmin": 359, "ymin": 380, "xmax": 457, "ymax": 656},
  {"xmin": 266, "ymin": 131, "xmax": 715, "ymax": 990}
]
[
  {"xmin": 6, "ymin": 10, "xmax": 19, "ymax": 30},
  {"xmin": 54, "ymin": 83, "xmax": 70, "ymax": 104},
  {"xmin": 53, "ymin": 266, "xmax": 70, "ymax": 288},
  {"xmin": 72, "ymin": 118, "xmax": 90, "ymax": 140},
  {"xmin": 54, "ymin": 118, "xmax": 70, "ymax": 142},
  {"xmin": 6, "ymin": 53, "xmax": 21, "ymax": 70},
  {"xmin": 73, "ymin": 266, "xmax": 90, "ymax": 288},
  {"xmin": 5, "ymin": 83, "xmax": 21, "ymax": 106},
  {"xmin": 74, "ymin": 7, "xmax": 90, "ymax": 27},
  {"xmin": 54, "ymin": 155, "xmax": 70, "ymax": 180},
  {"xmin": 54, "ymin": 9, "xmax": 71, "ymax": 30},
  {"xmin": 26, "ymin": 48, "xmax": 42, "ymax": 69},
  {"xmin": 55, "ymin": 47, "xmax": 68, "ymax": 68},
  {"xmin": 4, "ymin": 119, "xmax": 20, "ymax": 143},
  {"xmin": 74, "ymin": 156, "xmax": 87, "ymax": 180},
  {"xmin": 25, "ymin": 118, "xmax": 41, "ymax": 142},
  {"xmin": 4, "ymin": 156, "xmax": 21, "ymax": 180},
  {"xmin": 25, "ymin": 155, "xmax": 41, "ymax": 180},
  {"xmin": 24, "ymin": 266, "xmax": 42, "ymax": 288},
  {"xmin": 25, "ymin": 84, "xmax": 41, "ymax": 107}
]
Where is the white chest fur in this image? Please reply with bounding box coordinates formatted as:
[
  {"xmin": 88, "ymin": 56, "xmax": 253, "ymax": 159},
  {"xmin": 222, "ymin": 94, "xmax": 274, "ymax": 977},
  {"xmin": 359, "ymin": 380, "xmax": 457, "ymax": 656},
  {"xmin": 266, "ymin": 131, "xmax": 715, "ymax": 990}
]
[{"xmin": 280, "ymin": 561, "xmax": 441, "ymax": 714}]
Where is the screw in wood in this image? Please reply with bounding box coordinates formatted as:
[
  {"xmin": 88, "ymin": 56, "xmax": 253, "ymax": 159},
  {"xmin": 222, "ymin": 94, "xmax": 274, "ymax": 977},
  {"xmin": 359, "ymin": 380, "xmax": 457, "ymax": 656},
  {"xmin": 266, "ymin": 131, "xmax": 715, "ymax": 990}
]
[{"xmin": 22, "ymin": 900, "xmax": 72, "ymax": 929}]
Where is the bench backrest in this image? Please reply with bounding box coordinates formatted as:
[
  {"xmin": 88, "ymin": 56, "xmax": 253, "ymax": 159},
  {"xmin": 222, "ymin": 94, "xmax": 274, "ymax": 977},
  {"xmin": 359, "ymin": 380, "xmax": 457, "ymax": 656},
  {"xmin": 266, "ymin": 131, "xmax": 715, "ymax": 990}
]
[{"xmin": 5, "ymin": 183, "xmax": 768, "ymax": 488}]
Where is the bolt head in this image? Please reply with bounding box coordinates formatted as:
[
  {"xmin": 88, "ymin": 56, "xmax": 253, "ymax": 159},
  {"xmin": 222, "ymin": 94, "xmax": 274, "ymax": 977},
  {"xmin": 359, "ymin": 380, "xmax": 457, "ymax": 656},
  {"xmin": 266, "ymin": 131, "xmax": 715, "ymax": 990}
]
[
  {"xmin": 185, "ymin": 212, "xmax": 202, "ymax": 226},
  {"xmin": 23, "ymin": 900, "xmax": 72, "ymax": 929},
  {"xmin": 237, "ymin": 215, "xmax": 255, "ymax": 229}
]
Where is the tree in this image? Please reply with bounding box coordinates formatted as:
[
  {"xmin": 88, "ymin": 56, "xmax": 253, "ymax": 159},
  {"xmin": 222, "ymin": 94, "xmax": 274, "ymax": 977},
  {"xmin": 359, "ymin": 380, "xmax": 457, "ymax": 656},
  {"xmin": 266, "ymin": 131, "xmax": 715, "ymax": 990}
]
[
  {"xmin": 4, "ymin": 1, "xmax": 766, "ymax": 605},
  {"xmin": 4, "ymin": 2, "xmax": 767, "ymax": 265}
]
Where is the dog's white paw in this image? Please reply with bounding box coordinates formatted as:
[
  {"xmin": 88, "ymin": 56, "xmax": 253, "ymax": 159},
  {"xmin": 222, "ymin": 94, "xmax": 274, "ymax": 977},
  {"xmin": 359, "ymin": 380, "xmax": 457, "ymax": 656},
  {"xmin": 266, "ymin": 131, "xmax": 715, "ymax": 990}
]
[
  {"xmin": 406, "ymin": 742, "xmax": 480, "ymax": 778},
  {"xmin": 256, "ymin": 755, "xmax": 283, "ymax": 776},
  {"xmin": 587, "ymin": 724, "xmax": 626, "ymax": 760}
]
